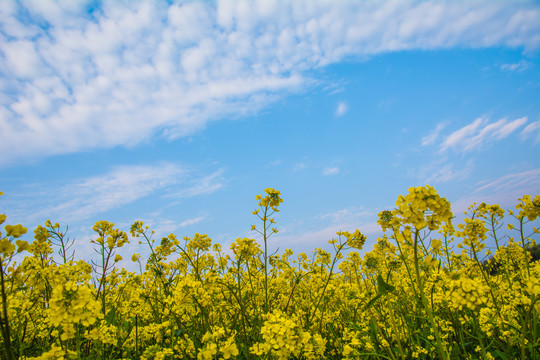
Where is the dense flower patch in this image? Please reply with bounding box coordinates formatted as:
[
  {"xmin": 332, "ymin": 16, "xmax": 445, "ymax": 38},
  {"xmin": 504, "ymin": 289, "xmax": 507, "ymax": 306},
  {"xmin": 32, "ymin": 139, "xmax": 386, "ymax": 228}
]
[{"xmin": 0, "ymin": 187, "xmax": 539, "ymax": 359}]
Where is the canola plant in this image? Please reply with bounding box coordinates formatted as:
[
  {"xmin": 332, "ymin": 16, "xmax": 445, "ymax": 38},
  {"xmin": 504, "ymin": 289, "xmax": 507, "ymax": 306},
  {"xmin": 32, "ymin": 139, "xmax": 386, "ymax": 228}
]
[{"xmin": 0, "ymin": 187, "xmax": 539, "ymax": 360}]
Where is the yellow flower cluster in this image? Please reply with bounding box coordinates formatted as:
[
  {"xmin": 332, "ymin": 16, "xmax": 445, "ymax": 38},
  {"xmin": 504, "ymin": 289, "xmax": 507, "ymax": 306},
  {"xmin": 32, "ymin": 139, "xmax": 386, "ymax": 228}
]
[
  {"xmin": 475, "ymin": 202, "xmax": 505, "ymax": 219},
  {"xmin": 1, "ymin": 187, "xmax": 539, "ymax": 360},
  {"xmin": 456, "ymin": 218, "xmax": 488, "ymax": 251},
  {"xmin": 341, "ymin": 329, "xmax": 375, "ymax": 359},
  {"xmin": 23, "ymin": 344, "xmax": 77, "ymax": 360},
  {"xmin": 230, "ymin": 237, "xmax": 261, "ymax": 260},
  {"xmin": 446, "ymin": 275, "xmax": 491, "ymax": 310},
  {"xmin": 4, "ymin": 224, "xmax": 28, "ymax": 238},
  {"xmin": 394, "ymin": 185, "xmax": 453, "ymax": 230},
  {"xmin": 250, "ymin": 310, "xmax": 325, "ymax": 360},
  {"xmin": 336, "ymin": 229, "xmax": 367, "ymax": 250},
  {"xmin": 256, "ymin": 187, "xmax": 283, "ymax": 211},
  {"xmin": 377, "ymin": 185, "xmax": 453, "ymax": 239},
  {"xmin": 516, "ymin": 194, "xmax": 540, "ymax": 221},
  {"xmin": 141, "ymin": 345, "xmax": 174, "ymax": 360},
  {"xmin": 197, "ymin": 327, "xmax": 238, "ymax": 360},
  {"xmin": 85, "ymin": 323, "xmax": 118, "ymax": 345},
  {"xmin": 48, "ymin": 281, "xmax": 102, "ymax": 339},
  {"xmin": 92, "ymin": 220, "xmax": 129, "ymax": 248}
]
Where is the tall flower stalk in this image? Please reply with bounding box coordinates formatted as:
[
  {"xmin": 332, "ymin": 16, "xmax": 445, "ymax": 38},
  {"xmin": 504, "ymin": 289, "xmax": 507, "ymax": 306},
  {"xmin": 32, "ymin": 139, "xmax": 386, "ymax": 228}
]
[
  {"xmin": 251, "ymin": 188, "xmax": 283, "ymax": 313},
  {"xmin": 91, "ymin": 221, "xmax": 129, "ymax": 316}
]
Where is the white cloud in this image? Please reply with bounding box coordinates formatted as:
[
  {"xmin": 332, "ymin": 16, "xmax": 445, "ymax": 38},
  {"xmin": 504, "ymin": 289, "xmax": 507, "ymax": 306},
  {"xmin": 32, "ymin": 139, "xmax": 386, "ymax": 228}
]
[
  {"xmin": 143, "ymin": 216, "xmax": 207, "ymax": 237},
  {"xmin": 178, "ymin": 216, "xmax": 206, "ymax": 228},
  {"xmin": 439, "ymin": 117, "xmax": 528, "ymax": 152},
  {"xmin": 521, "ymin": 120, "xmax": 540, "ymax": 144},
  {"xmin": 274, "ymin": 206, "xmax": 382, "ymax": 251},
  {"xmin": 3, "ymin": 162, "xmax": 223, "ymax": 224},
  {"xmin": 500, "ymin": 60, "xmax": 531, "ymax": 72},
  {"xmin": 1, "ymin": 1, "xmax": 539, "ymax": 165},
  {"xmin": 293, "ymin": 162, "xmax": 307, "ymax": 171},
  {"xmin": 37, "ymin": 163, "xmax": 183, "ymax": 223},
  {"xmin": 416, "ymin": 158, "xmax": 475, "ymax": 184},
  {"xmin": 322, "ymin": 167, "xmax": 340, "ymax": 176},
  {"xmin": 317, "ymin": 207, "xmax": 373, "ymax": 223},
  {"xmin": 451, "ymin": 169, "xmax": 540, "ymax": 214},
  {"xmin": 474, "ymin": 169, "xmax": 540, "ymax": 194},
  {"xmin": 421, "ymin": 121, "xmax": 448, "ymax": 146},
  {"xmin": 164, "ymin": 169, "xmax": 225, "ymax": 198},
  {"xmin": 335, "ymin": 101, "xmax": 348, "ymax": 116}
]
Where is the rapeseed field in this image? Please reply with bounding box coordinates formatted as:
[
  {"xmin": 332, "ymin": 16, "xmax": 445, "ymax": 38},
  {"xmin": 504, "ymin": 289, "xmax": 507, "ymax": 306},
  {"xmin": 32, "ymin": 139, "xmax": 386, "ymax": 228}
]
[{"xmin": 0, "ymin": 186, "xmax": 538, "ymax": 359}]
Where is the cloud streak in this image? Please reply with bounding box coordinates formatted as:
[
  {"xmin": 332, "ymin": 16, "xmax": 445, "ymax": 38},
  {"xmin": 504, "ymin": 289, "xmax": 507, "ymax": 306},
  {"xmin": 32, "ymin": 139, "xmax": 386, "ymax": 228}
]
[
  {"xmin": 1, "ymin": 1, "xmax": 539, "ymax": 165},
  {"xmin": 438, "ymin": 117, "xmax": 528, "ymax": 153},
  {"xmin": 335, "ymin": 101, "xmax": 348, "ymax": 116},
  {"xmin": 521, "ymin": 120, "xmax": 540, "ymax": 144},
  {"xmin": 500, "ymin": 60, "xmax": 531, "ymax": 72},
  {"xmin": 416, "ymin": 158, "xmax": 475, "ymax": 184},
  {"xmin": 421, "ymin": 121, "xmax": 448, "ymax": 146},
  {"xmin": 322, "ymin": 167, "xmax": 340, "ymax": 176},
  {"xmin": 4, "ymin": 162, "xmax": 223, "ymax": 224},
  {"xmin": 451, "ymin": 169, "xmax": 540, "ymax": 214},
  {"xmin": 275, "ymin": 206, "xmax": 381, "ymax": 251}
]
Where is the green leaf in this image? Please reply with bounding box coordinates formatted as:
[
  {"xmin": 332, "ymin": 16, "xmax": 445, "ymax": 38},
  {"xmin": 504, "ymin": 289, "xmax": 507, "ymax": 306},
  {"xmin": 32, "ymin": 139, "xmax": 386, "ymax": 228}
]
[
  {"xmin": 377, "ymin": 274, "xmax": 395, "ymax": 295},
  {"xmin": 492, "ymin": 350, "xmax": 511, "ymax": 360},
  {"xmin": 365, "ymin": 293, "xmax": 382, "ymax": 309}
]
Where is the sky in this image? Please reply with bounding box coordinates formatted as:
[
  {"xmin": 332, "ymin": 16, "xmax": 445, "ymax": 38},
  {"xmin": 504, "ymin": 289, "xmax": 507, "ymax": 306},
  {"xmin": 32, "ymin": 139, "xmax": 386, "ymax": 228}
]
[{"xmin": 1, "ymin": 0, "xmax": 540, "ymax": 266}]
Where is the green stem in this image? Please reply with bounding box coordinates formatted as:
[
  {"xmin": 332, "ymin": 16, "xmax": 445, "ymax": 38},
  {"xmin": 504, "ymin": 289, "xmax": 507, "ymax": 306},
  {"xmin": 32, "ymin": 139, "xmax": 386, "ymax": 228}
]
[
  {"xmin": 519, "ymin": 218, "xmax": 531, "ymax": 277},
  {"xmin": 393, "ymin": 229, "xmax": 419, "ymax": 298},
  {"xmin": 308, "ymin": 244, "xmax": 343, "ymax": 327},
  {"xmin": 0, "ymin": 261, "xmax": 14, "ymax": 360},
  {"xmin": 413, "ymin": 229, "xmax": 448, "ymax": 360},
  {"xmin": 471, "ymin": 244, "xmax": 502, "ymax": 320},
  {"xmin": 263, "ymin": 206, "xmax": 269, "ymax": 313}
]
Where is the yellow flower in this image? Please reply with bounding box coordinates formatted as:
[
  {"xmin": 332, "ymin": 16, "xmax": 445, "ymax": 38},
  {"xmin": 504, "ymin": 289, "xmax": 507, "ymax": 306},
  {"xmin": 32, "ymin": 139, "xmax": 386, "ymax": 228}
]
[
  {"xmin": 221, "ymin": 342, "xmax": 239, "ymax": 359},
  {"xmin": 114, "ymin": 254, "xmax": 123, "ymax": 262},
  {"xmin": 4, "ymin": 224, "xmax": 28, "ymax": 238},
  {"xmin": 343, "ymin": 345, "xmax": 354, "ymax": 356},
  {"xmin": 15, "ymin": 239, "xmax": 30, "ymax": 253},
  {"xmin": 0, "ymin": 238, "xmax": 15, "ymax": 254},
  {"xmin": 107, "ymin": 236, "xmax": 115, "ymax": 249}
]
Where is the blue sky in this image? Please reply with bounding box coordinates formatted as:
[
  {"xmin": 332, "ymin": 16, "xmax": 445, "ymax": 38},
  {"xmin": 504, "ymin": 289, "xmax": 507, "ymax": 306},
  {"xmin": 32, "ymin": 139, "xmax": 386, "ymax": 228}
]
[{"xmin": 1, "ymin": 0, "xmax": 540, "ymax": 264}]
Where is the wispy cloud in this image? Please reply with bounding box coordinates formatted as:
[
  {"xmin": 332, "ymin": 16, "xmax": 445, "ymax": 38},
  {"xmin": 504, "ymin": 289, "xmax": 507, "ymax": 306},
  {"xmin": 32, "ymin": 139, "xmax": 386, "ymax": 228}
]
[
  {"xmin": 322, "ymin": 167, "xmax": 340, "ymax": 176},
  {"xmin": 451, "ymin": 169, "xmax": 540, "ymax": 214},
  {"xmin": 474, "ymin": 169, "xmax": 540, "ymax": 194},
  {"xmin": 521, "ymin": 120, "xmax": 540, "ymax": 144},
  {"xmin": 274, "ymin": 206, "xmax": 381, "ymax": 251},
  {"xmin": 416, "ymin": 158, "xmax": 475, "ymax": 184},
  {"xmin": 335, "ymin": 101, "xmax": 348, "ymax": 116},
  {"xmin": 165, "ymin": 169, "xmax": 225, "ymax": 199},
  {"xmin": 1, "ymin": 1, "xmax": 539, "ymax": 165},
  {"xmin": 500, "ymin": 60, "xmax": 531, "ymax": 72},
  {"xmin": 293, "ymin": 162, "xmax": 307, "ymax": 171},
  {"xmin": 439, "ymin": 117, "xmax": 528, "ymax": 153},
  {"xmin": 4, "ymin": 162, "xmax": 223, "ymax": 224},
  {"xmin": 269, "ymin": 160, "xmax": 282, "ymax": 166},
  {"xmin": 148, "ymin": 216, "xmax": 207, "ymax": 236},
  {"xmin": 178, "ymin": 216, "xmax": 206, "ymax": 228},
  {"xmin": 421, "ymin": 121, "xmax": 448, "ymax": 146},
  {"xmin": 46, "ymin": 163, "xmax": 184, "ymax": 223}
]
